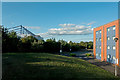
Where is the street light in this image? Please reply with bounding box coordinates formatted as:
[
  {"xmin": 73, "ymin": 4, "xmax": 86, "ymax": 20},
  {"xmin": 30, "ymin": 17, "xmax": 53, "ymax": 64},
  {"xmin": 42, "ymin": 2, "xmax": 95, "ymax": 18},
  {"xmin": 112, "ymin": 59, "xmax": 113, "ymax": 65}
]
[
  {"xmin": 114, "ymin": 38, "xmax": 118, "ymax": 42},
  {"xmin": 60, "ymin": 42, "xmax": 62, "ymax": 53},
  {"xmin": 114, "ymin": 37, "xmax": 118, "ymax": 76},
  {"xmin": 86, "ymin": 43, "xmax": 87, "ymax": 49}
]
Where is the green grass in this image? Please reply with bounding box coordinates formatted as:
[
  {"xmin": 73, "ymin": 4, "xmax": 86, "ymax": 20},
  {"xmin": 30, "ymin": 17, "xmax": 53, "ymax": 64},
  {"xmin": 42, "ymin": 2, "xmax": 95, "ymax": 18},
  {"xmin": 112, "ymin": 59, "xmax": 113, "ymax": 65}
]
[
  {"xmin": 2, "ymin": 53, "xmax": 119, "ymax": 80},
  {"xmin": 69, "ymin": 53, "xmax": 76, "ymax": 57},
  {"xmin": 86, "ymin": 53, "xmax": 92, "ymax": 57}
]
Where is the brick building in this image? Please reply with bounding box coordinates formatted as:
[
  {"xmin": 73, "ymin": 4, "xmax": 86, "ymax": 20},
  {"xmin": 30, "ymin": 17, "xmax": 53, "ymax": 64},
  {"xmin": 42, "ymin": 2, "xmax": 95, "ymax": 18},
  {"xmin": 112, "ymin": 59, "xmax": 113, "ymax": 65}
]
[{"xmin": 93, "ymin": 19, "xmax": 120, "ymax": 66}]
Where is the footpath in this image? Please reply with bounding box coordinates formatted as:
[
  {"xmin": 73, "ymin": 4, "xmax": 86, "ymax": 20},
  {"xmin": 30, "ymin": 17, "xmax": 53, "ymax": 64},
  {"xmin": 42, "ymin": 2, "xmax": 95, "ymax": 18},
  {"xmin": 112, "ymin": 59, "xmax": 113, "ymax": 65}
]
[{"xmin": 79, "ymin": 54, "xmax": 120, "ymax": 77}]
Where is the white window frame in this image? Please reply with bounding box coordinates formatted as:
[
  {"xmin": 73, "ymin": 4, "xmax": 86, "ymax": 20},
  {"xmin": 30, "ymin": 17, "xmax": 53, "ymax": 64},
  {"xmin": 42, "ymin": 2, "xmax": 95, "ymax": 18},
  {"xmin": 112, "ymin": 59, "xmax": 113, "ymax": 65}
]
[
  {"xmin": 96, "ymin": 53, "xmax": 98, "ymax": 56},
  {"xmin": 96, "ymin": 32, "xmax": 98, "ymax": 34},
  {"xmin": 96, "ymin": 38, "xmax": 98, "ymax": 41},
  {"xmin": 107, "ymin": 37, "xmax": 110, "ymax": 40},
  {"xmin": 113, "ymin": 36, "xmax": 115, "ymax": 40},
  {"xmin": 107, "ymin": 28, "xmax": 110, "ymax": 32},
  {"xmin": 107, "ymin": 55, "xmax": 110, "ymax": 58},
  {"xmin": 112, "ymin": 46, "xmax": 115, "ymax": 50},
  {"xmin": 113, "ymin": 26, "xmax": 115, "ymax": 30},
  {"xmin": 100, "ymin": 54, "xmax": 101, "ymax": 57},
  {"xmin": 113, "ymin": 56, "xmax": 116, "ymax": 60},
  {"xmin": 100, "ymin": 38, "xmax": 101, "ymax": 41},
  {"xmin": 107, "ymin": 46, "xmax": 110, "ymax": 49}
]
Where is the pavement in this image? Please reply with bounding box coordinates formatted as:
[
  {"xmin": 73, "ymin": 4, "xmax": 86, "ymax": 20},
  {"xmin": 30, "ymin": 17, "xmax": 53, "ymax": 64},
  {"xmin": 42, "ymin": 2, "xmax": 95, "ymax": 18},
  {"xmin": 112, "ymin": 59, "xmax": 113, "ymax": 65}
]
[{"xmin": 72, "ymin": 50, "xmax": 120, "ymax": 77}]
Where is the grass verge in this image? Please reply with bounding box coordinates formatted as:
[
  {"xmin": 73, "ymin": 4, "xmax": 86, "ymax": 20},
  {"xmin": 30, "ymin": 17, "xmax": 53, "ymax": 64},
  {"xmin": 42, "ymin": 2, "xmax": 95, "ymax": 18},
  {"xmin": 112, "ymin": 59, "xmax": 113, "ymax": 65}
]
[{"xmin": 2, "ymin": 53, "xmax": 119, "ymax": 80}]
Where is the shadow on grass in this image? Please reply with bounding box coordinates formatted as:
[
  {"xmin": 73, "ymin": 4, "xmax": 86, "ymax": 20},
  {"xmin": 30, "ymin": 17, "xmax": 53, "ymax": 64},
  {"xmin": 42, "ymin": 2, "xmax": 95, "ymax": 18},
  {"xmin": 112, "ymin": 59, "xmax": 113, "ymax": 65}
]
[{"xmin": 2, "ymin": 53, "xmax": 119, "ymax": 80}]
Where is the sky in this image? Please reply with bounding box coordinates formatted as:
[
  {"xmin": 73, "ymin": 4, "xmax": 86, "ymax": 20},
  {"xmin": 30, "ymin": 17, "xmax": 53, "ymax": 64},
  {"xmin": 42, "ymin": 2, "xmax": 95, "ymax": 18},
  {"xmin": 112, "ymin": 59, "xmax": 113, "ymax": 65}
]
[
  {"xmin": 2, "ymin": 2, "xmax": 118, "ymax": 42},
  {"xmin": 1, "ymin": 0, "xmax": 120, "ymax": 2}
]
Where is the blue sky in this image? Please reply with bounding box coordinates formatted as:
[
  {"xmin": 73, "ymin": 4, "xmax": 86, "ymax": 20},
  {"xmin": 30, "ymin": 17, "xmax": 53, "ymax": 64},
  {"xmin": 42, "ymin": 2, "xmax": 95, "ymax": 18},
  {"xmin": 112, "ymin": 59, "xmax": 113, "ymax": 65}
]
[
  {"xmin": 2, "ymin": 0, "xmax": 120, "ymax": 2},
  {"xmin": 2, "ymin": 2, "xmax": 118, "ymax": 42}
]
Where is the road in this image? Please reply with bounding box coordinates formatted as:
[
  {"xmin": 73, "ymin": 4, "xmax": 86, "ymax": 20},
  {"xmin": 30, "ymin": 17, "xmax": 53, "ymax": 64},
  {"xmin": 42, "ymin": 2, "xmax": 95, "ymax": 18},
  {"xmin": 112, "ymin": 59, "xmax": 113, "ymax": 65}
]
[{"xmin": 72, "ymin": 49, "xmax": 93, "ymax": 57}]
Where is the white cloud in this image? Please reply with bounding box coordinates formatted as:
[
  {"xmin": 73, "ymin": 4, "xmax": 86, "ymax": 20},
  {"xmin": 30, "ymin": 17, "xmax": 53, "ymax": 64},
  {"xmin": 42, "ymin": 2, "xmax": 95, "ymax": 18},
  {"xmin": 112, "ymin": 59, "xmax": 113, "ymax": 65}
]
[
  {"xmin": 38, "ymin": 32, "xmax": 53, "ymax": 38},
  {"xmin": 48, "ymin": 25, "xmax": 93, "ymax": 35},
  {"xmin": 87, "ymin": 21, "xmax": 96, "ymax": 25},
  {"xmin": 59, "ymin": 23, "xmax": 75, "ymax": 27},
  {"xmin": 24, "ymin": 26, "xmax": 40, "ymax": 29},
  {"xmin": 38, "ymin": 22, "xmax": 95, "ymax": 38}
]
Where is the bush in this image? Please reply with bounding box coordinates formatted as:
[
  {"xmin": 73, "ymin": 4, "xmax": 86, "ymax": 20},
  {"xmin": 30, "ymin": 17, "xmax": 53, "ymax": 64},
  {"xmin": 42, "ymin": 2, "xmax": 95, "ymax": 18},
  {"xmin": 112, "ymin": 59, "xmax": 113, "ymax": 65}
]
[
  {"xmin": 69, "ymin": 53, "xmax": 76, "ymax": 57},
  {"xmin": 86, "ymin": 53, "xmax": 92, "ymax": 57}
]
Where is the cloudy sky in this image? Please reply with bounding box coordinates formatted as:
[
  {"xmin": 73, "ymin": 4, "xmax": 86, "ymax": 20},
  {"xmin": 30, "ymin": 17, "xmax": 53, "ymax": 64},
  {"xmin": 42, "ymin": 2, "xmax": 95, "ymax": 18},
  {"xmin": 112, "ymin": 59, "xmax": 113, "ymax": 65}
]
[{"xmin": 2, "ymin": 2, "xmax": 118, "ymax": 42}]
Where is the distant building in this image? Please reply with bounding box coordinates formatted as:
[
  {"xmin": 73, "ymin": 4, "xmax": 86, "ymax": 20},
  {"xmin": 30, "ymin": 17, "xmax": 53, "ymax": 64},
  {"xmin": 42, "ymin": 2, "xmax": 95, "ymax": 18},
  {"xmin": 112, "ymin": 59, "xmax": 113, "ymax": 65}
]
[
  {"xmin": 93, "ymin": 19, "xmax": 120, "ymax": 66},
  {"xmin": 35, "ymin": 35, "xmax": 43, "ymax": 40},
  {"xmin": 8, "ymin": 25, "xmax": 43, "ymax": 40},
  {"xmin": 17, "ymin": 34, "xmax": 43, "ymax": 40}
]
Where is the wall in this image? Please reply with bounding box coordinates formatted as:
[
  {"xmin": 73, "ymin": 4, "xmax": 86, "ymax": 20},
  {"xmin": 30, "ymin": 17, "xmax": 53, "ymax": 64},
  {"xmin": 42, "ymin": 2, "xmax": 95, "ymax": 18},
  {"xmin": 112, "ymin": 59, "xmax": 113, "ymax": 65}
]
[{"xmin": 93, "ymin": 20, "xmax": 119, "ymax": 65}]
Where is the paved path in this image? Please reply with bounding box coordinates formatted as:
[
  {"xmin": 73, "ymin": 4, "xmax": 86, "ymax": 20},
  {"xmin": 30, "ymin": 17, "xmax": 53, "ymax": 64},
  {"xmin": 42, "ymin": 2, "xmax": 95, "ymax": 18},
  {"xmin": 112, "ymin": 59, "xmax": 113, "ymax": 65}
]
[
  {"xmin": 72, "ymin": 50, "xmax": 120, "ymax": 77},
  {"xmin": 62, "ymin": 50, "xmax": 120, "ymax": 77}
]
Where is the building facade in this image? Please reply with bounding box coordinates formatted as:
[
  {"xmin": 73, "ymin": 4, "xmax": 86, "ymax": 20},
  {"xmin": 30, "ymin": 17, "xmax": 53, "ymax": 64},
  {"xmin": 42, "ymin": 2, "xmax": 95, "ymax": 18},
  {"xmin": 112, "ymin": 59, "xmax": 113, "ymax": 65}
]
[{"xmin": 93, "ymin": 20, "xmax": 120, "ymax": 66}]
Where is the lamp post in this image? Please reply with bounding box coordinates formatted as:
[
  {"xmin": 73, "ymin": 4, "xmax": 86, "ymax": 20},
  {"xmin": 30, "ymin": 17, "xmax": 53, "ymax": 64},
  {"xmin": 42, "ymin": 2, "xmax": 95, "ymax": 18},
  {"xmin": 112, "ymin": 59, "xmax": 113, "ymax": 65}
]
[
  {"xmin": 86, "ymin": 43, "xmax": 87, "ymax": 49},
  {"xmin": 60, "ymin": 42, "xmax": 62, "ymax": 53},
  {"xmin": 114, "ymin": 37, "xmax": 118, "ymax": 76}
]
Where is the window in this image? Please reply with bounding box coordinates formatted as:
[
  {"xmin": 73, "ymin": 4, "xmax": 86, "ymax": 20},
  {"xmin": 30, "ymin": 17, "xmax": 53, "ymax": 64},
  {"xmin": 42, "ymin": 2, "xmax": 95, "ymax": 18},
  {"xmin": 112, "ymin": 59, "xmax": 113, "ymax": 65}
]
[
  {"xmin": 100, "ymin": 54, "xmax": 101, "ymax": 57},
  {"xmin": 100, "ymin": 31, "xmax": 101, "ymax": 33},
  {"xmin": 96, "ymin": 38, "xmax": 98, "ymax": 41},
  {"xmin": 113, "ymin": 36, "xmax": 115, "ymax": 40},
  {"xmin": 100, "ymin": 46, "xmax": 101, "ymax": 49},
  {"xmin": 107, "ymin": 28, "xmax": 110, "ymax": 32},
  {"xmin": 113, "ymin": 56, "xmax": 116, "ymax": 60},
  {"xmin": 113, "ymin": 26, "xmax": 115, "ymax": 30},
  {"xmin": 112, "ymin": 46, "xmax": 115, "ymax": 50},
  {"xmin": 99, "ymin": 38, "xmax": 101, "ymax": 41},
  {"xmin": 107, "ymin": 46, "xmax": 110, "ymax": 49},
  {"xmin": 96, "ymin": 53, "xmax": 98, "ymax": 56},
  {"xmin": 107, "ymin": 37, "xmax": 110, "ymax": 40},
  {"xmin": 96, "ymin": 32, "xmax": 98, "ymax": 34}
]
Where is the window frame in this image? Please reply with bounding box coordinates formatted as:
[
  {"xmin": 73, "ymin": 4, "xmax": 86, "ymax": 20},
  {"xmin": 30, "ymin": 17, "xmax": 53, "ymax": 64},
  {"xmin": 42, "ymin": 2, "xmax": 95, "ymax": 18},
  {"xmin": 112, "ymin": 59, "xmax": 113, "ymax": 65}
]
[
  {"xmin": 107, "ymin": 28, "xmax": 110, "ymax": 32},
  {"xmin": 107, "ymin": 46, "xmax": 110, "ymax": 50},
  {"xmin": 112, "ymin": 46, "xmax": 115, "ymax": 50},
  {"xmin": 107, "ymin": 37, "xmax": 110, "ymax": 40},
  {"xmin": 113, "ymin": 26, "xmax": 115, "ymax": 30},
  {"xmin": 112, "ymin": 36, "xmax": 115, "ymax": 40}
]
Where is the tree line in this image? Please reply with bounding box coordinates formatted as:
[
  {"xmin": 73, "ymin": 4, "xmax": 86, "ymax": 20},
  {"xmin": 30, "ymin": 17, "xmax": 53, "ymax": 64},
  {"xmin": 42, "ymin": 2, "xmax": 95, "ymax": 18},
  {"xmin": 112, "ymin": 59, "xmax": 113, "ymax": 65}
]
[{"xmin": 2, "ymin": 27, "xmax": 93, "ymax": 53}]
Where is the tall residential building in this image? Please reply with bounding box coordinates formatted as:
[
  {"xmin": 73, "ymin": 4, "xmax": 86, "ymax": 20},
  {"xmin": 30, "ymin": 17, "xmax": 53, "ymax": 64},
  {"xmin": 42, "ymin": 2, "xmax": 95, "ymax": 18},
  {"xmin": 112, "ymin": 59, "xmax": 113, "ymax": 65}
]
[{"xmin": 93, "ymin": 19, "xmax": 120, "ymax": 66}]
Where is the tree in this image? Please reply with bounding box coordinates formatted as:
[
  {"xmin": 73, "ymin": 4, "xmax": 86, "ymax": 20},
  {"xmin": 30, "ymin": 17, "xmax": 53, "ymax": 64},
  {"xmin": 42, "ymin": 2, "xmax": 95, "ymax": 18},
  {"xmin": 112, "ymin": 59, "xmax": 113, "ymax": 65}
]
[
  {"xmin": 87, "ymin": 41, "xmax": 93, "ymax": 49},
  {"xmin": 31, "ymin": 40, "xmax": 44, "ymax": 52},
  {"xmin": 20, "ymin": 36, "xmax": 37, "ymax": 52},
  {"xmin": 44, "ymin": 38, "xmax": 60, "ymax": 53},
  {"xmin": 58, "ymin": 40, "xmax": 70, "ymax": 52},
  {"xmin": 2, "ymin": 28, "xmax": 20, "ymax": 52}
]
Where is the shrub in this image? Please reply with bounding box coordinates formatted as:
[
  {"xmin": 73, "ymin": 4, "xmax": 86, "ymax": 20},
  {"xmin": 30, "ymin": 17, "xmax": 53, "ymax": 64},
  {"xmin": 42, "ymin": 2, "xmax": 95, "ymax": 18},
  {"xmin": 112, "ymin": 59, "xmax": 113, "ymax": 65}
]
[
  {"xmin": 69, "ymin": 53, "xmax": 76, "ymax": 57},
  {"xmin": 86, "ymin": 53, "xmax": 92, "ymax": 57}
]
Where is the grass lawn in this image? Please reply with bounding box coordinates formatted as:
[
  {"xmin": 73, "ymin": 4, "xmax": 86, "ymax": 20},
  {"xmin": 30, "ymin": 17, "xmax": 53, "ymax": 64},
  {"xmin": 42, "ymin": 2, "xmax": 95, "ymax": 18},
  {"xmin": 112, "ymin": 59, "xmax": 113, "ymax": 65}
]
[{"xmin": 2, "ymin": 53, "xmax": 119, "ymax": 80}]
